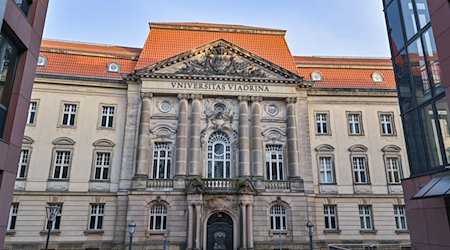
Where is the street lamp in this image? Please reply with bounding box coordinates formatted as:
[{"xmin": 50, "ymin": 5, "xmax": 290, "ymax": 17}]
[
  {"xmin": 45, "ymin": 205, "xmax": 60, "ymax": 250},
  {"xmin": 306, "ymin": 220, "xmax": 314, "ymax": 250},
  {"xmin": 127, "ymin": 221, "xmax": 136, "ymax": 250}
]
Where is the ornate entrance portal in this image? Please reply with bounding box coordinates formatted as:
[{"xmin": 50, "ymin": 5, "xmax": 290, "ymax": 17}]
[{"xmin": 206, "ymin": 213, "xmax": 233, "ymax": 250}]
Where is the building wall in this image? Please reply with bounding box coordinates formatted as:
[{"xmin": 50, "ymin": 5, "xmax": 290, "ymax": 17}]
[{"xmin": 0, "ymin": 0, "xmax": 48, "ymax": 247}]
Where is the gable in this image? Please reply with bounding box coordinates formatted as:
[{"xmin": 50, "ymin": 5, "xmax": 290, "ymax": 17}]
[{"xmin": 134, "ymin": 39, "xmax": 306, "ymax": 85}]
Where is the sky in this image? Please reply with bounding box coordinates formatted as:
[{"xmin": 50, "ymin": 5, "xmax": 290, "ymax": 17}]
[{"xmin": 42, "ymin": 0, "xmax": 391, "ymax": 57}]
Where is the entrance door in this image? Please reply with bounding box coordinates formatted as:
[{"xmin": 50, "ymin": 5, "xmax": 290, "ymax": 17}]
[{"xmin": 207, "ymin": 213, "xmax": 233, "ymax": 250}]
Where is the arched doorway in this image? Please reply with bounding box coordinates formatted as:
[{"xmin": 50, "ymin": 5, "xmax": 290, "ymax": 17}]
[{"xmin": 206, "ymin": 212, "xmax": 233, "ymax": 250}]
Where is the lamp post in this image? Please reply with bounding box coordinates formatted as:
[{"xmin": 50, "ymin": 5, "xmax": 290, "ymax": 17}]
[
  {"xmin": 306, "ymin": 220, "xmax": 314, "ymax": 250},
  {"xmin": 45, "ymin": 205, "xmax": 60, "ymax": 250},
  {"xmin": 128, "ymin": 221, "xmax": 136, "ymax": 250}
]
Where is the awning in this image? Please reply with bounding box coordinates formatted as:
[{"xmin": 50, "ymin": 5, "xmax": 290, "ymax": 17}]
[{"xmin": 412, "ymin": 170, "xmax": 450, "ymax": 199}]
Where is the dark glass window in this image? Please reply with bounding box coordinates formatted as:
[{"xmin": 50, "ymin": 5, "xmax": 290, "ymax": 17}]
[
  {"xmin": 407, "ymin": 38, "xmax": 430, "ymax": 104},
  {"xmin": 422, "ymin": 28, "xmax": 442, "ymax": 92},
  {"xmin": 14, "ymin": 0, "xmax": 33, "ymax": 17},
  {"xmin": 435, "ymin": 97, "xmax": 450, "ymax": 163},
  {"xmin": 420, "ymin": 103, "xmax": 444, "ymax": 167},
  {"xmin": 394, "ymin": 50, "xmax": 413, "ymax": 111},
  {"xmin": 400, "ymin": 0, "xmax": 417, "ymax": 40},
  {"xmin": 386, "ymin": 0, "xmax": 405, "ymax": 53},
  {"xmin": 0, "ymin": 32, "xmax": 20, "ymax": 138},
  {"xmin": 403, "ymin": 111, "xmax": 428, "ymax": 175}
]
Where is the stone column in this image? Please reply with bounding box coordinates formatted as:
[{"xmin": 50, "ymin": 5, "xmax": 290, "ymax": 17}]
[
  {"xmin": 189, "ymin": 94, "xmax": 203, "ymax": 176},
  {"xmin": 250, "ymin": 96, "xmax": 264, "ymax": 189},
  {"xmin": 285, "ymin": 97, "xmax": 301, "ymax": 179},
  {"xmin": 247, "ymin": 204, "xmax": 254, "ymax": 249},
  {"xmin": 133, "ymin": 92, "xmax": 152, "ymax": 189},
  {"xmin": 174, "ymin": 94, "xmax": 189, "ymax": 189},
  {"xmin": 238, "ymin": 96, "xmax": 250, "ymax": 177},
  {"xmin": 195, "ymin": 203, "xmax": 202, "ymax": 250},
  {"xmin": 187, "ymin": 204, "xmax": 194, "ymax": 249},
  {"xmin": 240, "ymin": 203, "xmax": 247, "ymax": 249}
]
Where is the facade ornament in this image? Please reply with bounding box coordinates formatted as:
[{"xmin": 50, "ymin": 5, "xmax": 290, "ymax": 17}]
[
  {"xmin": 150, "ymin": 125, "xmax": 177, "ymax": 140},
  {"xmin": 285, "ymin": 97, "xmax": 297, "ymax": 104},
  {"xmin": 238, "ymin": 96, "xmax": 250, "ymax": 102},
  {"xmin": 174, "ymin": 44, "xmax": 267, "ymax": 78},
  {"xmin": 190, "ymin": 94, "xmax": 203, "ymax": 100},
  {"xmin": 262, "ymin": 127, "xmax": 286, "ymax": 143},
  {"xmin": 141, "ymin": 92, "xmax": 153, "ymax": 99},
  {"xmin": 177, "ymin": 93, "xmax": 190, "ymax": 100},
  {"xmin": 250, "ymin": 96, "xmax": 262, "ymax": 102}
]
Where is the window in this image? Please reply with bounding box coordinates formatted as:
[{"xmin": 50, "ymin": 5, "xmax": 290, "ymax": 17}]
[
  {"xmin": 394, "ymin": 205, "xmax": 407, "ymax": 230},
  {"xmin": 359, "ymin": 205, "xmax": 373, "ymax": 230},
  {"xmin": 37, "ymin": 55, "xmax": 47, "ymax": 66},
  {"xmin": 153, "ymin": 142, "xmax": 172, "ymax": 179},
  {"xmin": 352, "ymin": 156, "xmax": 369, "ymax": 184},
  {"xmin": 319, "ymin": 156, "xmax": 334, "ymax": 184},
  {"xmin": 89, "ymin": 204, "xmax": 104, "ymax": 230},
  {"xmin": 207, "ymin": 131, "xmax": 231, "ymax": 179},
  {"xmin": 149, "ymin": 205, "xmax": 167, "ymax": 231},
  {"xmin": 100, "ymin": 106, "xmax": 115, "ymax": 128},
  {"xmin": 93, "ymin": 152, "xmax": 110, "ymax": 180},
  {"xmin": 380, "ymin": 113, "xmax": 395, "ymax": 135},
  {"xmin": 270, "ymin": 204, "xmax": 287, "ymax": 231},
  {"xmin": 7, "ymin": 203, "xmax": 18, "ymax": 230},
  {"xmin": 348, "ymin": 113, "xmax": 363, "ymax": 135},
  {"xmin": 46, "ymin": 203, "xmax": 62, "ymax": 230},
  {"xmin": 315, "ymin": 112, "xmax": 329, "ymax": 135},
  {"xmin": 16, "ymin": 149, "xmax": 29, "ymax": 179},
  {"xmin": 386, "ymin": 157, "xmax": 401, "ymax": 184},
  {"xmin": 265, "ymin": 145, "xmax": 284, "ymax": 181},
  {"xmin": 61, "ymin": 103, "xmax": 77, "ymax": 126},
  {"xmin": 52, "ymin": 151, "xmax": 71, "ymax": 179},
  {"xmin": 0, "ymin": 31, "xmax": 21, "ymax": 138},
  {"xmin": 106, "ymin": 62, "xmax": 120, "ymax": 73},
  {"xmin": 324, "ymin": 205, "xmax": 338, "ymax": 230},
  {"xmin": 27, "ymin": 101, "xmax": 37, "ymax": 125},
  {"xmin": 14, "ymin": 0, "xmax": 32, "ymax": 16}
]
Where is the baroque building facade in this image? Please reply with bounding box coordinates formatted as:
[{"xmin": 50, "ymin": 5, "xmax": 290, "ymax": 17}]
[{"xmin": 4, "ymin": 23, "xmax": 410, "ymax": 249}]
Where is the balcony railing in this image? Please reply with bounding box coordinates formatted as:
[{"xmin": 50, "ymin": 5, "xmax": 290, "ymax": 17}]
[
  {"xmin": 203, "ymin": 179, "xmax": 237, "ymax": 190},
  {"xmin": 147, "ymin": 179, "xmax": 173, "ymax": 189},
  {"xmin": 264, "ymin": 180, "xmax": 291, "ymax": 190}
]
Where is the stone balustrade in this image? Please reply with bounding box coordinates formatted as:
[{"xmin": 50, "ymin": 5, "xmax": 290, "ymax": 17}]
[
  {"xmin": 146, "ymin": 179, "xmax": 174, "ymax": 190},
  {"xmin": 203, "ymin": 179, "xmax": 237, "ymax": 190},
  {"xmin": 264, "ymin": 180, "xmax": 291, "ymax": 190}
]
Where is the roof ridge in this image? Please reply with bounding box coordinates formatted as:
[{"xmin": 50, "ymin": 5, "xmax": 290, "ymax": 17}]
[
  {"xmin": 149, "ymin": 22, "xmax": 286, "ymax": 35},
  {"xmin": 42, "ymin": 38, "xmax": 141, "ymax": 50}
]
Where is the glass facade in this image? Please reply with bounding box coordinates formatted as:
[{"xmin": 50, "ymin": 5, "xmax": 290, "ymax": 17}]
[{"xmin": 383, "ymin": 0, "xmax": 448, "ymax": 176}]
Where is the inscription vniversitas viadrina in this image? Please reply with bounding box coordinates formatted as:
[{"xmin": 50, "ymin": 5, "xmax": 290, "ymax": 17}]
[{"xmin": 170, "ymin": 82, "xmax": 270, "ymax": 92}]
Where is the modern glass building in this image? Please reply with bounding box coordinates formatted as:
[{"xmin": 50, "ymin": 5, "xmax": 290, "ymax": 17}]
[{"xmin": 383, "ymin": 0, "xmax": 450, "ymax": 248}]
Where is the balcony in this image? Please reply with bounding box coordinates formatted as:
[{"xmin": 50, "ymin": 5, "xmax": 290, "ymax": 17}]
[
  {"xmin": 264, "ymin": 180, "xmax": 291, "ymax": 191},
  {"xmin": 147, "ymin": 179, "xmax": 174, "ymax": 190}
]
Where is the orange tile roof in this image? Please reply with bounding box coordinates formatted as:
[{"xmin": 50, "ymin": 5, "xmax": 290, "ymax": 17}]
[
  {"xmin": 37, "ymin": 40, "xmax": 139, "ymax": 79},
  {"xmin": 135, "ymin": 22, "xmax": 298, "ymax": 74},
  {"xmin": 295, "ymin": 56, "xmax": 396, "ymax": 89}
]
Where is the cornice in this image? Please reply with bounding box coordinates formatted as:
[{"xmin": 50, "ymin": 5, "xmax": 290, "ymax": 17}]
[{"xmin": 149, "ymin": 22, "xmax": 286, "ymax": 35}]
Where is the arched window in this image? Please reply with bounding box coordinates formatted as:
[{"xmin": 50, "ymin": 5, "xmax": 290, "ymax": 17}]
[
  {"xmin": 207, "ymin": 131, "xmax": 231, "ymax": 179},
  {"xmin": 270, "ymin": 204, "xmax": 287, "ymax": 231},
  {"xmin": 153, "ymin": 142, "xmax": 172, "ymax": 179},
  {"xmin": 149, "ymin": 205, "xmax": 167, "ymax": 231},
  {"xmin": 265, "ymin": 145, "xmax": 284, "ymax": 180}
]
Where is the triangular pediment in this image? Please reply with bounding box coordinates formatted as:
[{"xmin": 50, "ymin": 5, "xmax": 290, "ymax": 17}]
[{"xmin": 134, "ymin": 39, "xmax": 305, "ymax": 84}]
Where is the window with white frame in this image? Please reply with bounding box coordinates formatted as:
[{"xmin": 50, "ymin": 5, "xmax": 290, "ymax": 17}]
[
  {"xmin": 153, "ymin": 142, "xmax": 172, "ymax": 179},
  {"xmin": 100, "ymin": 106, "xmax": 115, "ymax": 128},
  {"xmin": 324, "ymin": 205, "xmax": 338, "ymax": 230},
  {"xmin": 27, "ymin": 101, "xmax": 37, "ymax": 125},
  {"xmin": 16, "ymin": 149, "xmax": 29, "ymax": 179},
  {"xmin": 7, "ymin": 203, "xmax": 18, "ymax": 230},
  {"xmin": 319, "ymin": 156, "xmax": 334, "ymax": 184},
  {"xmin": 315, "ymin": 112, "xmax": 329, "ymax": 135},
  {"xmin": 46, "ymin": 203, "xmax": 62, "ymax": 230},
  {"xmin": 352, "ymin": 156, "xmax": 369, "ymax": 184},
  {"xmin": 52, "ymin": 151, "xmax": 71, "ymax": 179},
  {"xmin": 88, "ymin": 204, "xmax": 104, "ymax": 230},
  {"xmin": 270, "ymin": 204, "xmax": 287, "ymax": 231},
  {"xmin": 61, "ymin": 103, "xmax": 77, "ymax": 126},
  {"xmin": 265, "ymin": 144, "xmax": 284, "ymax": 181},
  {"xmin": 380, "ymin": 113, "xmax": 395, "ymax": 135},
  {"xmin": 207, "ymin": 131, "xmax": 231, "ymax": 179},
  {"xmin": 394, "ymin": 205, "xmax": 407, "ymax": 230},
  {"xmin": 386, "ymin": 157, "xmax": 401, "ymax": 184},
  {"xmin": 348, "ymin": 113, "xmax": 363, "ymax": 135},
  {"xmin": 94, "ymin": 152, "xmax": 110, "ymax": 180},
  {"xmin": 149, "ymin": 205, "xmax": 167, "ymax": 231},
  {"xmin": 359, "ymin": 205, "xmax": 373, "ymax": 230}
]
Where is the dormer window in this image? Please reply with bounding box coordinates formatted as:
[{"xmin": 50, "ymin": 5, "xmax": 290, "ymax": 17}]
[
  {"xmin": 37, "ymin": 55, "xmax": 47, "ymax": 67},
  {"xmin": 310, "ymin": 71, "xmax": 323, "ymax": 81},
  {"xmin": 371, "ymin": 72, "xmax": 384, "ymax": 82},
  {"xmin": 106, "ymin": 62, "xmax": 120, "ymax": 73}
]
